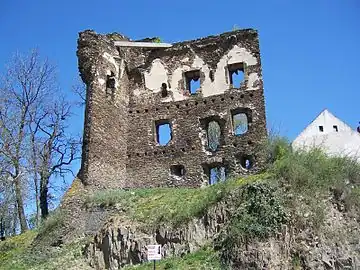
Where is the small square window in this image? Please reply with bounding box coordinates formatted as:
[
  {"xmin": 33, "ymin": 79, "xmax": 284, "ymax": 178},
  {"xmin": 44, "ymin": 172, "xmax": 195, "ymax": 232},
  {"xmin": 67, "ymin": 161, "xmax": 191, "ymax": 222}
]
[
  {"xmin": 170, "ymin": 165, "xmax": 185, "ymax": 177},
  {"xmin": 319, "ymin": 126, "xmax": 324, "ymax": 132},
  {"xmin": 333, "ymin": 125, "xmax": 338, "ymax": 132}
]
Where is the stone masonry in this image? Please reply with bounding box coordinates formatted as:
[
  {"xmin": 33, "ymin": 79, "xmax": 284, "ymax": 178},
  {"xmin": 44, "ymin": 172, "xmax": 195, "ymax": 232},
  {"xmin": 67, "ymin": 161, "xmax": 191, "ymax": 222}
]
[{"xmin": 77, "ymin": 29, "xmax": 267, "ymax": 189}]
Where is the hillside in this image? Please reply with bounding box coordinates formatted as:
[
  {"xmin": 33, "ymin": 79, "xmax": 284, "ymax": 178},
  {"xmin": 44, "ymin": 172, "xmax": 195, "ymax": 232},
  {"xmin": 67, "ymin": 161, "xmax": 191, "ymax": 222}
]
[{"xmin": 1, "ymin": 139, "xmax": 360, "ymax": 269}]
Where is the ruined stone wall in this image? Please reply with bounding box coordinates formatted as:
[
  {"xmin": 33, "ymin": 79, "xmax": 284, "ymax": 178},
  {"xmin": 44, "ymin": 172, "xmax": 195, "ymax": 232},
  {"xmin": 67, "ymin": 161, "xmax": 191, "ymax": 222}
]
[
  {"xmin": 77, "ymin": 29, "xmax": 267, "ymax": 189},
  {"xmin": 77, "ymin": 31, "xmax": 130, "ymax": 188}
]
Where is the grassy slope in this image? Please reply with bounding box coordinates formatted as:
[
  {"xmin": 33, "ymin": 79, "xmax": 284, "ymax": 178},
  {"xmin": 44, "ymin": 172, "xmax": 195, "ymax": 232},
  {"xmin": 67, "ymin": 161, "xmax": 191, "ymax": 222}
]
[
  {"xmin": 85, "ymin": 173, "xmax": 269, "ymax": 227},
  {"xmin": 0, "ymin": 230, "xmax": 91, "ymax": 270},
  {"xmin": 1, "ymin": 139, "xmax": 360, "ymax": 269}
]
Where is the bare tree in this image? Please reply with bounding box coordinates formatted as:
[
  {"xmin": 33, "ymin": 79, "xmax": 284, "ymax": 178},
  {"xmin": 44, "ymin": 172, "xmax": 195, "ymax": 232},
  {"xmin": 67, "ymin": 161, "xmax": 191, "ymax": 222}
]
[
  {"xmin": 0, "ymin": 173, "xmax": 17, "ymax": 239},
  {"xmin": 71, "ymin": 78, "xmax": 86, "ymax": 107},
  {"xmin": 30, "ymin": 99, "xmax": 80, "ymax": 219},
  {"xmin": 0, "ymin": 49, "xmax": 56, "ymax": 232}
]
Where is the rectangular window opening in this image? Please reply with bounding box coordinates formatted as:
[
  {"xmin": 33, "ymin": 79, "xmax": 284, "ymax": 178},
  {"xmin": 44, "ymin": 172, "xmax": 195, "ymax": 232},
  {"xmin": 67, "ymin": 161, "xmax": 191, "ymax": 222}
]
[
  {"xmin": 319, "ymin": 126, "xmax": 324, "ymax": 132},
  {"xmin": 208, "ymin": 166, "xmax": 226, "ymax": 185},
  {"xmin": 231, "ymin": 108, "xmax": 251, "ymax": 136},
  {"xmin": 155, "ymin": 120, "xmax": 172, "ymax": 146},
  {"xmin": 185, "ymin": 70, "xmax": 201, "ymax": 95},
  {"xmin": 170, "ymin": 165, "xmax": 185, "ymax": 177},
  {"xmin": 333, "ymin": 125, "xmax": 338, "ymax": 132},
  {"xmin": 228, "ymin": 63, "xmax": 245, "ymax": 88}
]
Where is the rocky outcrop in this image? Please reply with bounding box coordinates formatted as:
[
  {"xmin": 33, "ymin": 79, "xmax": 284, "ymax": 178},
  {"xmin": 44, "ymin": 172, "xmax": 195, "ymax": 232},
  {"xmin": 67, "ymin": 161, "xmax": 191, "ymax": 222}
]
[
  {"xmin": 85, "ymin": 200, "xmax": 230, "ymax": 269},
  {"xmin": 84, "ymin": 197, "xmax": 360, "ymax": 270},
  {"xmin": 227, "ymin": 205, "xmax": 360, "ymax": 269}
]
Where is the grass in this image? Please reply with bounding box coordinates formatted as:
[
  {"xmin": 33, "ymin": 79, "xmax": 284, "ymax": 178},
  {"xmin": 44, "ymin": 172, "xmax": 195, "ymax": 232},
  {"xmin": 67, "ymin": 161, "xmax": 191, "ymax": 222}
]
[
  {"xmin": 85, "ymin": 173, "xmax": 270, "ymax": 228},
  {"xmin": 124, "ymin": 247, "xmax": 222, "ymax": 270},
  {"xmin": 270, "ymin": 145, "xmax": 360, "ymax": 229},
  {"xmin": 0, "ymin": 230, "xmax": 37, "ymax": 269},
  {"xmin": 0, "ymin": 230, "xmax": 91, "ymax": 270},
  {"xmin": 2, "ymin": 137, "xmax": 360, "ymax": 269}
]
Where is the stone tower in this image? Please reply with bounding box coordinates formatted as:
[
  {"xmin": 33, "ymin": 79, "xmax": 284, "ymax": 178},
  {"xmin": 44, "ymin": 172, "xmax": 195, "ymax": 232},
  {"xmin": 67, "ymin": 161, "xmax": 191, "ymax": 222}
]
[{"xmin": 77, "ymin": 29, "xmax": 267, "ymax": 189}]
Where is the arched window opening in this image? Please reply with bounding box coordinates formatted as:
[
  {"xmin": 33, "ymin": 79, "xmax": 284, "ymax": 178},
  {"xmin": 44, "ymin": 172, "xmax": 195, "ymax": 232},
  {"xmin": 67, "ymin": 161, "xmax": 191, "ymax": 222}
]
[
  {"xmin": 161, "ymin": 83, "xmax": 168, "ymax": 98},
  {"xmin": 207, "ymin": 121, "xmax": 221, "ymax": 152},
  {"xmin": 239, "ymin": 155, "xmax": 253, "ymax": 170},
  {"xmin": 106, "ymin": 71, "xmax": 116, "ymax": 89},
  {"xmin": 232, "ymin": 112, "xmax": 249, "ymax": 135}
]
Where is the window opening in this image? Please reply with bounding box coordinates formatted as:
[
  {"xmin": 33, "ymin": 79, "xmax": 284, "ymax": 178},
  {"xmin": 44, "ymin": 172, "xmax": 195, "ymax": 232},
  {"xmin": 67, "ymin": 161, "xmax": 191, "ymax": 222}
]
[
  {"xmin": 170, "ymin": 165, "xmax": 185, "ymax": 177},
  {"xmin": 232, "ymin": 112, "xmax": 248, "ymax": 135},
  {"xmin": 106, "ymin": 71, "xmax": 116, "ymax": 89},
  {"xmin": 333, "ymin": 125, "xmax": 338, "ymax": 132},
  {"xmin": 185, "ymin": 70, "xmax": 200, "ymax": 95},
  {"xmin": 228, "ymin": 63, "xmax": 245, "ymax": 88},
  {"xmin": 239, "ymin": 155, "xmax": 253, "ymax": 170},
  {"xmin": 161, "ymin": 83, "xmax": 168, "ymax": 98},
  {"xmin": 155, "ymin": 121, "xmax": 172, "ymax": 145},
  {"xmin": 209, "ymin": 70, "xmax": 215, "ymax": 82},
  {"xmin": 207, "ymin": 121, "xmax": 221, "ymax": 152},
  {"xmin": 319, "ymin": 126, "xmax": 324, "ymax": 132},
  {"xmin": 209, "ymin": 166, "xmax": 226, "ymax": 185}
]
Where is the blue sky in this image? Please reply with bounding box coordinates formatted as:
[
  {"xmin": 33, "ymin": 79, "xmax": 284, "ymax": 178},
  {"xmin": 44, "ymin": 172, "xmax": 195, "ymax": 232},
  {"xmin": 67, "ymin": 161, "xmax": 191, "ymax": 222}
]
[{"xmin": 1, "ymin": 1, "xmax": 359, "ymax": 201}]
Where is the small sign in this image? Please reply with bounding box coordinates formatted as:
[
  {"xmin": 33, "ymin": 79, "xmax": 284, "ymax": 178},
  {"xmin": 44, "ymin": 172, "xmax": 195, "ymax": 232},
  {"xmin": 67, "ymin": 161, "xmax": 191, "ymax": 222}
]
[{"xmin": 147, "ymin": 244, "xmax": 162, "ymax": 261}]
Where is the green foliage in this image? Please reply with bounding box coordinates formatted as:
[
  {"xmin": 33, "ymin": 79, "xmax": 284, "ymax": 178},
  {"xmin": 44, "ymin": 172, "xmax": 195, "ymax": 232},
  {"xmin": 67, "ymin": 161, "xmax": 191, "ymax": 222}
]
[
  {"xmin": 0, "ymin": 231, "xmax": 91, "ymax": 270},
  {"xmin": 345, "ymin": 186, "xmax": 360, "ymax": 210},
  {"xmin": 0, "ymin": 230, "xmax": 37, "ymax": 268},
  {"xmin": 37, "ymin": 209, "xmax": 64, "ymax": 237},
  {"xmin": 291, "ymin": 253, "xmax": 302, "ymax": 270},
  {"xmin": 272, "ymin": 147, "xmax": 360, "ymax": 192},
  {"xmin": 85, "ymin": 174, "xmax": 268, "ymax": 228},
  {"xmin": 124, "ymin": 247, "xmax": 222, "ymax": 270},
  {"xmin": 153, "ymin": 37, "xmax": 162, "ymax": 43},
  {"xmin": 3, "ymin": 136, "xmax": 360, "ymax": 269},
  {"xmin": 269, "ymin": 145, "xmax": 360, "ymax": 229},
  {"xmin": 217, "ymin": 182, "xmax": 287, "ymax": 263}
]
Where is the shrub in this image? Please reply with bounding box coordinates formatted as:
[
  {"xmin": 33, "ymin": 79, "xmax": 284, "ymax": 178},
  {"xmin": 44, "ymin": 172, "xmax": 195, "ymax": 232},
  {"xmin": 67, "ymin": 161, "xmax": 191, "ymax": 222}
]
[
  {"xmin": 268, "ymin": 141, "xmax": 360, "ymax": 229},
  {"xmin": 216, "ymin": 182, "xmax": 287, "ymax": 263}
]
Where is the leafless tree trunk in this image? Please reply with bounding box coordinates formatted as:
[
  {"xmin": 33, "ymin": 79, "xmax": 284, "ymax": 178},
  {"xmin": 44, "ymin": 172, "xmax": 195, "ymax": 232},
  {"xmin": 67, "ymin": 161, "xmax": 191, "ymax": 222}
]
[
  {"xmin": 33, "ymin": 99, "xmax": 80, "ymax": 219},
  {"xmin": 0, "ymin": 49, "xmax": 57, "ymax": 233},
  {"xmin": 30, "ymin": 131, "xmax": 41, "ymax": 226}
]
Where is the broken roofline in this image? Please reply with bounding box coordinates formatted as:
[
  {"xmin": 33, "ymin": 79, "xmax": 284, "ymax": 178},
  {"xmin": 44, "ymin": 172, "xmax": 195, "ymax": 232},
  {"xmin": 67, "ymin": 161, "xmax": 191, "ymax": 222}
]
[
  {"xmin": 113, "ymin": 28, "xmax": 258, "ymax": 48},
  {"xmin": 114, "ymin": 41, "xmax": 173, "ymax": 48}
]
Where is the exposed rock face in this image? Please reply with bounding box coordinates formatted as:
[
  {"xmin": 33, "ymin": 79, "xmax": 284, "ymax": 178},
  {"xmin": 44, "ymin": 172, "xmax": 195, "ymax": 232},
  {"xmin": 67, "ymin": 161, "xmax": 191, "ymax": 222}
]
[
  {"xmin": 85, "ymin": 201, "xmax": 231, "ymax": 269},
  {"xmin": 230, "ymin": 211, "xmax": 360, "ymax": 269},
  {"xmin": 85, "ymin": 200, "xmax": 360, "ymax": 270}
]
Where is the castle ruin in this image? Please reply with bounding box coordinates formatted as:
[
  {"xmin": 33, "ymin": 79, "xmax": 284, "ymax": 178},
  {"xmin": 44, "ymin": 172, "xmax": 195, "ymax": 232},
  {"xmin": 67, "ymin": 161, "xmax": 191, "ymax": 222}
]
[{"xmin": 77, "ymin": 29, "xmax": 267, "ymax": 189}]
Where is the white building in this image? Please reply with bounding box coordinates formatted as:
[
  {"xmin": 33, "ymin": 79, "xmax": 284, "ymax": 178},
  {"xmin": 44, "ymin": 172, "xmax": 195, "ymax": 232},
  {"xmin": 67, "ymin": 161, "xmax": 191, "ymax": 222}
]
[{"xmin": 292, "ymin": 109, "xmax": 360, "ymax": 161}]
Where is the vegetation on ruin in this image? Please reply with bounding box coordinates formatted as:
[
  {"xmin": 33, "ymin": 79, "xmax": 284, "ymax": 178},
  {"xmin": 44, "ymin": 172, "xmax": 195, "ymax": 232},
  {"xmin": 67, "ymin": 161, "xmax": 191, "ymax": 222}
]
[
  {"xmin": 1, "ymin": 137, "xmax": 360, "ymax": 269},
  {"xmin": 85, "ymin": 173, "xmax": 269, "ymax": 228}
]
